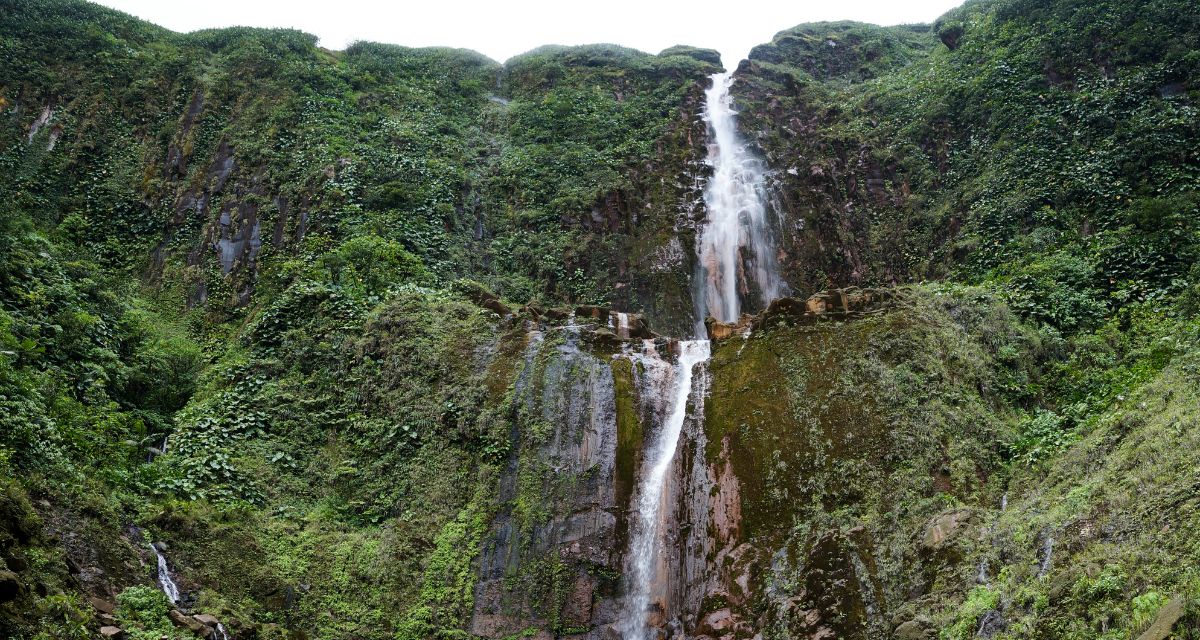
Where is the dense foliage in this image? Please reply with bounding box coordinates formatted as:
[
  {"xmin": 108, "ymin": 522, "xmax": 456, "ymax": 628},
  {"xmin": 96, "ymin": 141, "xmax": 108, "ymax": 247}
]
[{"xmin": 1, "ymin": 0, "xmax": 1199, "ymax": 638}]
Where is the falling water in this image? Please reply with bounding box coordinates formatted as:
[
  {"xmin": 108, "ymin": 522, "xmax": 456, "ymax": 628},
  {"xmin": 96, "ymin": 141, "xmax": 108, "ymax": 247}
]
[
  {"xmin": 620, "ymin": 67, "xmax": 785, "ymax": 638},
  {"xmin": 617, "ymin": 312, "xmax": 631, "ymax": 340},
  {"xmin": 152, "ymin": 544, "xmax": 181, "ymax": 604},
  {"xmin": 694, "ymin": 71, "xmax": 785, "ymax": 333},
  {"xmin": 214, "ymin": 623, "xmax": 231, "ymax": 640},
  {"xmin": 620, "ymin": 340, "xmax": 710, "ymax": 639},
  {"xmin": 1037, "ymin": 533, "xmax": 1054, "ymax": 577}
]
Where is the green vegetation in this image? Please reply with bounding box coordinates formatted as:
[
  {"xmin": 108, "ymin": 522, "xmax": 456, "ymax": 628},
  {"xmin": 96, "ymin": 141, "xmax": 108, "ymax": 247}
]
[{"xmin": 1, "ymin": 0, "xmax": 1200, "ymax": 638}]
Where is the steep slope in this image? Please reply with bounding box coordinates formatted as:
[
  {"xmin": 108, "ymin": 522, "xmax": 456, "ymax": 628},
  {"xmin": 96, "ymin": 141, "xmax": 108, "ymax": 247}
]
[{"xmin": 2, "ymin": 0, "xmax": 1200, "ymax": 639}]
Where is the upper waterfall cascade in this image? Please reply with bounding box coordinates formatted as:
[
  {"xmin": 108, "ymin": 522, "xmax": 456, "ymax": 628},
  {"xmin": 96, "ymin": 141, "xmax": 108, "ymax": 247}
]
[{"xmin": 695, "ymin": 70, "xmax": 786, "ymax": 333}]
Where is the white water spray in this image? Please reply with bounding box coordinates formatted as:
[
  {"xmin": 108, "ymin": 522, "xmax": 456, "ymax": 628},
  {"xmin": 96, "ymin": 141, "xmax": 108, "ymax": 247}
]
[
  {"xmin": 152, "ymin": 544, "xmax": 181, "ymax": 605},
  {"xmin": 695, "ymin": 71, "xmax": 785, "ymax": 332},
  {"xmin": 620, "ymin": 340, "xmax": 710, "ymax": 639}
]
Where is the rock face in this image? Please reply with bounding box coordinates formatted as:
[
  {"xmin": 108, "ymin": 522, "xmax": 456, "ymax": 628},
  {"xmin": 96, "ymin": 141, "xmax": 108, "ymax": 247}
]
[
  {"xmin": 471, "ymin": 323, "xmax": 623, "ymax": 637},
  {"xmin": 470, "ymin": 289, "xmax": 916, "ymax": 638},
  {"xmin": 469, "ymin": 317, "xmax": 758, "ymax": 638},
  {"xmin": 706, "ymin": 287, "xmax": 902, "ymax": 341}
]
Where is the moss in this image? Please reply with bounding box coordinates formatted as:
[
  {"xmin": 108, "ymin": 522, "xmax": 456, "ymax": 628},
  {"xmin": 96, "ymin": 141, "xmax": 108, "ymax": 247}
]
[{"xmin": 611, "ymin": 356, "xmax": 640, "ymax": 551}]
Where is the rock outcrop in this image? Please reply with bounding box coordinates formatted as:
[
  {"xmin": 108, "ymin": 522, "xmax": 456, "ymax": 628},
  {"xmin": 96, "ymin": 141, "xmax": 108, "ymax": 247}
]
[{"xmin": 706, "ymin": 287, "xmax": 903, "ymax": 341}]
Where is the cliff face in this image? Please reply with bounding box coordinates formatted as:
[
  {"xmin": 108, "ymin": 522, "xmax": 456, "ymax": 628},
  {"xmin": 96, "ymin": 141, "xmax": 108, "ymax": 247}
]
[{"xmin": 3, "ymin": 0, "xmax": 1200, "ymax": 639}]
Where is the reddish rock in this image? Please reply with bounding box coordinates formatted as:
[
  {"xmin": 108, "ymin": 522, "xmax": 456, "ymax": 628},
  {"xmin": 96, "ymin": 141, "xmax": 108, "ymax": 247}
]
[{"xmin": 561, "ymin": 575, "xmax": 595, "ymax": 626}]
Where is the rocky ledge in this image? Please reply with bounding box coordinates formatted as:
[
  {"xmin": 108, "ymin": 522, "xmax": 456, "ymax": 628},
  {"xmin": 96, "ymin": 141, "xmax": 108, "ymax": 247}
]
[{"xmin": 706, "ymin": 287, "xmax": 904, "ymax": 341}]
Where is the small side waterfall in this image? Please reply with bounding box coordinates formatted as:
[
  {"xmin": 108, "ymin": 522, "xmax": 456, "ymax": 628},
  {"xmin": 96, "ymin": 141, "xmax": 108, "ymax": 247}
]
[
  {"xmin": 695, "ymin": 71, "xmax": 785, "ymax": 332},
  {"xmin": 619, "ymin": 340, "xmax": 710, "ymax": 640},
  {"xmin": 152, "ymin": 544, "xmax": 181, "ymax": 605}
]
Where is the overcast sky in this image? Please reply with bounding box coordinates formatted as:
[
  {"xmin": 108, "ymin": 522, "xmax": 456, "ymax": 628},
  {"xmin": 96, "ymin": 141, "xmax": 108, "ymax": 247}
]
[{"xmin": 92, "ymin": 0, "xmax": 964, "ymax": 67}]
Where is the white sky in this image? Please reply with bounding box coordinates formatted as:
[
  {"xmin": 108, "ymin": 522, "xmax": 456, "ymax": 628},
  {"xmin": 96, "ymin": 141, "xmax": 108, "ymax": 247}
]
[{"xmin": 92, "ymin": 0, "xmax": 964, "ymax": 67}]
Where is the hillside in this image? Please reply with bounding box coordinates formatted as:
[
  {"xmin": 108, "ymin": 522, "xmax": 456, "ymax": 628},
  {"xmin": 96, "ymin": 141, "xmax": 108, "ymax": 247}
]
[{"xmin": 1, "ymin": 0, "xmax": 1199, "ymax": 639}]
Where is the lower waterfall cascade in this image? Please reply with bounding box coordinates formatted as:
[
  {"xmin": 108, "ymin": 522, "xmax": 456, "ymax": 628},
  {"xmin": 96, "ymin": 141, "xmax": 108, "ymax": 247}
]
[{"xmin": 619, "ymin": 340, "xmax": 711, "ymax": 639}]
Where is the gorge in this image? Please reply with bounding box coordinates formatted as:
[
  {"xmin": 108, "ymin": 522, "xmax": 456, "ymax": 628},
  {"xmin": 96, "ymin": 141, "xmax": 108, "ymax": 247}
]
[{"xmin": 2, "ymin": 0, "xmax": 1200, "ymax": 639}]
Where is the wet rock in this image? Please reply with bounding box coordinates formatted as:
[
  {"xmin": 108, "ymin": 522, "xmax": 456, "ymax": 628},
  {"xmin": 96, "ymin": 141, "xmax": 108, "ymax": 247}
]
[
  {"xmin": 1136, "ymin": 595, "xmax": 1185, "ymax": 640},
  {"xmin": 99, "ymin": 626, "xmax": 125, "ymax": 639},
  {"xmin": 976, "ymin": 610, "xmax": 1006, "ymax": 637},
  {"xmin": 606, "ymin": 310, "xmax": 654, "ymax": 339},
  {"xmin": 704, "ymin": 315, "xmax": 750, "ymax": 341}
]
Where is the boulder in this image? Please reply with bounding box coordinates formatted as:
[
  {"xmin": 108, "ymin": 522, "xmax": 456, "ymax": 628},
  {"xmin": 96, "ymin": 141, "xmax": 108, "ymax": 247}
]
[
  {"xmin": 705, "ymin": 316, "xmax": 750, "ymax": 341},
  {"xmin": 169, "ymin": 609, "xmax": 212, "ymax": 637},
  {"xmin": 575, "ymin": 305, "xmax": 609, "ymax": 320},
  {"xmin": 1136, "ymin": 595, "xmax": 1185, "ymax": 640},
  {"xmin": 893, "ymin": 619, "xmax": 932, "ymax": 640},
  {"xmin": 99, "ymin": 627, "xmax": 125, "ymax": 639},
  {"xmin": 88, "ymin": 596, "xmax": 116, "ymax": 614},
  {"xmin": 0, "ymin": 570, "xmax": 23, "ymax": 603},
  {"xmin": 193, "ymin": 613, "xmax": 221, "ymax": 627}
]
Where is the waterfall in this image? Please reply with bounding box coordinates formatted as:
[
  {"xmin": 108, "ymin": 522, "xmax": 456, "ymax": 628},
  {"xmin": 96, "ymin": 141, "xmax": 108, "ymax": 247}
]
[
  {"xmin": 152, "ymin": 544, "xmax": 181, "ymax": 605},
  {"xmin": 619, "ymin": 67, "xmax": 785, "ymax": 638},
  {"xmin": 620, "ymin": 340, "xmax": 710, "ymax": 640},
  {"xmin": 1037, "ymin": 533, "xmax": 1054, "ymax": 577},
  {"xmin": 694, "ymin": 71, "xmax": 785, "ymax": 333}
]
